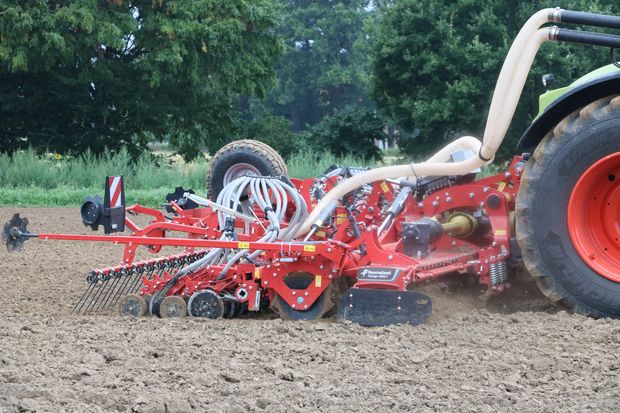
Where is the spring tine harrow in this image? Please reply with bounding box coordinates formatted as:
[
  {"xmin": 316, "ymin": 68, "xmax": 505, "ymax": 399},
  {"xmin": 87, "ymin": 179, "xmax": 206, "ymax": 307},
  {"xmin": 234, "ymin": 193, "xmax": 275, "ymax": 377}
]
[
  {"xmin": 73, "ymin": 251, "xmax": 207, "ymax": 314},
  {"xmin": 127, "ymin": 264, "xmax": 150, "ymax": 295},
  {"xmin": 72, "ymin": 272, "xmax": 100, "ymax": 314},
  {"xmin": 109, "ymin": 265, "xmax": 145, "ymax": 307},
  {"xmin": 96, "ymin": 268, "xmax": 129, "ymax": 311},
  {"xmin": 81, "ymin": 275, "xmax": 111, "ymax": 313}
]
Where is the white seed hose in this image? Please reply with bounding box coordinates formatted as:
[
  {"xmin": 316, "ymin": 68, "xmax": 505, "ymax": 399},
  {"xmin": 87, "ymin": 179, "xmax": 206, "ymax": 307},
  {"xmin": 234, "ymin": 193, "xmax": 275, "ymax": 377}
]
[
  {"xmin": 180, "ymin": 176, "xmax": 309, "ymax": 276},
  {"xmin": 295, "ymin": 9, "xmax": 558, "ymax": 237}
]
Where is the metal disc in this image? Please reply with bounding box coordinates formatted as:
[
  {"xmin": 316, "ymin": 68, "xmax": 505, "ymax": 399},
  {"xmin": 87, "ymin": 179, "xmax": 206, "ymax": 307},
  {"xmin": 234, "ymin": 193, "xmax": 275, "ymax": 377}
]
[
  {"xmin": 118, "ymin": 294, "xmax": 148, "ymax": 317},
  {"xmin": 149, "ymin": 291, "xmax": 164, "ymax": 316},
  {"xmin": 187, "ymin": 290, "xmax": 224, "ymax": 319},
  {"xmin": 143, "ymin": 294, "xmax": 153, "ymax": 307},
  {"xmin": 159, "ymin": 295, "xmax": 187, "ymax": 318},
  {"xmin": 223, "ymin": 300, "xmax": 237, "ymax": 319},
  {"xmin": 2, "ymin": 213, "xmax": 29, "ymax": 252},
  {"xmin": 234, "ymin": 302, "xmax": 248, "ymax": 318}
]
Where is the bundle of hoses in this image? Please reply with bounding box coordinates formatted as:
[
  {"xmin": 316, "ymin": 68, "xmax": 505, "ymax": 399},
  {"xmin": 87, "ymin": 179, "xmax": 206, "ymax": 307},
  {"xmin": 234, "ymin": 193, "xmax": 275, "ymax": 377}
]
[
  {"xmin": 295, "ymin": 7, "xmax": 613, "ymax": 238},
  {"xmin": 175, "ymin": 176, "xmax": 308, "ymax": 280}
]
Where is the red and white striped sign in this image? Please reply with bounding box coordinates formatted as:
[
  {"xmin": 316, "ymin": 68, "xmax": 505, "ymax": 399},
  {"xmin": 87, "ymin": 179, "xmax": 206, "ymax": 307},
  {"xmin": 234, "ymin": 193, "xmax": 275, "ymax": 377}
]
[{"xmin": 108, "ymin": 176, "xmax": 123, "ymax": 208}]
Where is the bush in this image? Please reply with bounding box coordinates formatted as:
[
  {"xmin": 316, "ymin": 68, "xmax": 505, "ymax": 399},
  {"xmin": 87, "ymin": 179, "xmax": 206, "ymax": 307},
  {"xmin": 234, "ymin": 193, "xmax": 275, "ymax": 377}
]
[
  {"xmin": 303, "ymin": 107, "xmax": 384, "ymax": 161},
  {"xmin": 241, "ymin": 116, "xmax": 301, "ymax": 159}
]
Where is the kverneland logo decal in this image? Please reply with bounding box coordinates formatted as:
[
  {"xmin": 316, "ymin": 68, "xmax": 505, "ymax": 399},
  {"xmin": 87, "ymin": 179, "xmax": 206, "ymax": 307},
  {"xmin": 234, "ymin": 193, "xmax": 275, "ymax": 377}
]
[{"xmin": 357, "ymin": 267, "xmax": 401, "ymax": 281}]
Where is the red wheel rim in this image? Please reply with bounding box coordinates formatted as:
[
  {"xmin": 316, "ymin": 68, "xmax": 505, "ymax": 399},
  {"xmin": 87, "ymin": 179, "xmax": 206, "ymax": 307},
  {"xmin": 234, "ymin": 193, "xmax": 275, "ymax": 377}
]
[{"xmin": 568, "ymin": 152, "xmax": 620, "ymax": 283}]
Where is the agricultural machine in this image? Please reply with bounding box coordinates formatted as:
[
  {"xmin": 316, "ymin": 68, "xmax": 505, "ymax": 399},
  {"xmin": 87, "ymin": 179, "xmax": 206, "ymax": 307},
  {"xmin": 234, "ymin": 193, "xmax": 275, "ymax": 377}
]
[{"xmin": 4, "ymin": 8, "xmax": 620, "ymax": 325}]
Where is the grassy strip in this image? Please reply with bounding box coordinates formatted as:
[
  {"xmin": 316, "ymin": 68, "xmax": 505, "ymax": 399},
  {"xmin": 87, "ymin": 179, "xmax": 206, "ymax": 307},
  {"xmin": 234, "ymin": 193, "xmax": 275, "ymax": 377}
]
[
  {"xmin": 3, "ymin": 147, "xmax": 507, "ymax": 208},
  {"xmin": 1, "ymin": 163, "xmax": 506, "ymax": 208},
  {"xmin": 287, "ymin": 151, "xmax": 388, "ymax": 178},
  {"xmin": 0, "ymin": 186, "xmax": 179, "ymax": 208},
  {"xmin": 0, "ymin": 148, "xmax": 209, "ymax": 190}
]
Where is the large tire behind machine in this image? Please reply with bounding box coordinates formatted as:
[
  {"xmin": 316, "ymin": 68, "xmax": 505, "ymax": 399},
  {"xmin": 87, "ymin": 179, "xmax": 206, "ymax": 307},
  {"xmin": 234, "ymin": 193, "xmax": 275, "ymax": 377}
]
[
  {"xmin": 206, "ymin": 139, "xmax": 288, "ymax": 200},
  {"xmin": 516, "ymin": 96, "xmax": 620, "ymax": 318}
]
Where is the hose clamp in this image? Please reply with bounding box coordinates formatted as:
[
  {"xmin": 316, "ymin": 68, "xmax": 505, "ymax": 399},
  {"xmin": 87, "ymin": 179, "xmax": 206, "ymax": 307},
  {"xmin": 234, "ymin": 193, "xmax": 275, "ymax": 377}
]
[
  {"xmin": 478, "ymin": 148, "xmax": 493, "ymax": 162},
  {"xmin": 550, "ymin": 26, "xmax": 560, "ymax": 41},
  {"xmin": 551, "ymin": 7, "xmax": 562, "ymax": 23}
]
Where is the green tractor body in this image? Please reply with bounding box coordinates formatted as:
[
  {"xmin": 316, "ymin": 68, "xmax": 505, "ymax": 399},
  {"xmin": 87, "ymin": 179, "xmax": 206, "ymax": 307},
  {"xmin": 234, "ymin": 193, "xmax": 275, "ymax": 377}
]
[
  {"xmin": 537, "ymin": 64, "xmax": 620, "ymax": 117},
  {"xmin": 518, "ymin": 64, "xmax": 620, "ymax": 152}
]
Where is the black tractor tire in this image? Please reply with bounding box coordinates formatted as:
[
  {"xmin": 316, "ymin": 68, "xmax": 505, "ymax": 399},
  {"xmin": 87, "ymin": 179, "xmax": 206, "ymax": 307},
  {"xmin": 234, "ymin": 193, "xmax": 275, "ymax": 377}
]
[
  {"xmin": 516, "ymin": 95, "xmax": 620, "ymax": 318},
  {"xmin": 206, "ymin": 139, "xmax": 288, "ymax": 201}
]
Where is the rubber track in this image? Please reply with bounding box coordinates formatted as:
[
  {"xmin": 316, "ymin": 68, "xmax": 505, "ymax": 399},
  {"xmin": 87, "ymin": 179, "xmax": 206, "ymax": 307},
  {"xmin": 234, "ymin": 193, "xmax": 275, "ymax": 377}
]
[
  {"xmin": 205, "ymin": 139, "xmax": 288, "ymax": 198},
  {"xmin": 516, "ymin": 95, "xmax": 620, "ymax": 315}
]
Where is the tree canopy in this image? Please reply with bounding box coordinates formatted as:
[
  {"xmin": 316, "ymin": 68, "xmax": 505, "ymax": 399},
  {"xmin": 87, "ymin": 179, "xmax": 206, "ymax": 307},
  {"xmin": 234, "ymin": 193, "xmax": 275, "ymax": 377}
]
[
  {"xmin": 3, "ymin": 0, "xmax": 620, "ymax": 161},
  {"xmin": 0, "ymin": 0, "xmax": 282, "ymax": 158},
  {"xmin": 370, "ymin": 0, "xmax": 620, "ymax": 158},
  {"xmin": 302, "ymin": 106, "xmax": 384, "ymax": 161},
  {"xmin": 261, "ymin": 0, "xmax": 372, "ymax": 131}
]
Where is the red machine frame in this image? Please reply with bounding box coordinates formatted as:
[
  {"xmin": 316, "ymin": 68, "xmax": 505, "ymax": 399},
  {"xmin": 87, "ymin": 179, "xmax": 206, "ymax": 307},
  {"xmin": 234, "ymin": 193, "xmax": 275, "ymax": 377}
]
[{"xmin": 28, "ymin": 155, "xmax": 525, "ymax": 316}]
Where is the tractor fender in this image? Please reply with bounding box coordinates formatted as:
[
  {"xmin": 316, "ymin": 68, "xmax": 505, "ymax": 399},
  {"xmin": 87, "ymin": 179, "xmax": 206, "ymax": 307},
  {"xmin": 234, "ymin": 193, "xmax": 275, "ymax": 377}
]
[{"xmin": 516, "ymin": 72, "xmax": 620, "ymax": 152}]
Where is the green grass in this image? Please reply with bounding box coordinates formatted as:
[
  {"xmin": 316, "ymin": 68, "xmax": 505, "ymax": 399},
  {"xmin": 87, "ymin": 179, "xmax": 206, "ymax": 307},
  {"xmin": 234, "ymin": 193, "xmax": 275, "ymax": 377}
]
[
  {"xmin": 0, "ymin": 148, "xmax": 210, "ymax": 207},
  {"xmin": 287, "ymin": 151, "xmax": 382, "ymax": 178},
  {"xmin": 382, "ymin": 147, "xmax": 401, "ymax": 157},
  {"xmin": 0, "ymin": 148, "xmax": 385, "ymax": 206},
  {"xmin": 0, "ymin": 148, "xmax": 210, "ymax": 190},
  {"xmin": 0, "ymin": 186, "xmax": 171, "ymax": 207},
  {"xmin": 0, "ymin": 148, "xmax": 511, "ymax": 207}
]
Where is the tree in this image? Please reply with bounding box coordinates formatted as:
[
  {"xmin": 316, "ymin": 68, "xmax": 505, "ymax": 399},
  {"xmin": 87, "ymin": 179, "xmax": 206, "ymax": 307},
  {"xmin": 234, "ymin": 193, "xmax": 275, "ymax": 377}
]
[
  {"xmin": 241, "ymin": 115, "xmax": 299, "ymax": 158},
  {"xmin": 0, "ymin": 0, "xmax": 282, "ymax": 159},
  {"xmin": 264, "ymin": 0, "xmax": 373, "ymax": 131},
  {"xmin": 370, "ymin": 0, "xmax": 620, "ymax": 159},
  {"xmin": 303, "ymin": 106, "xmax": 384, "ymax": 161}
]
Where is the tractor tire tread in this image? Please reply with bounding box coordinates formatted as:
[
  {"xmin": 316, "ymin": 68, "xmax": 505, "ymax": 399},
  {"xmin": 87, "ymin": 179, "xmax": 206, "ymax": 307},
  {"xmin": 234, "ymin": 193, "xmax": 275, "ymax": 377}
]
[
  {"xmin": 516, "ymin": 95, "xmax": 619, "ymax": 317},
  {"xmin": 206, "ymin": 140, "xmax": 288, "ymax": 200}
]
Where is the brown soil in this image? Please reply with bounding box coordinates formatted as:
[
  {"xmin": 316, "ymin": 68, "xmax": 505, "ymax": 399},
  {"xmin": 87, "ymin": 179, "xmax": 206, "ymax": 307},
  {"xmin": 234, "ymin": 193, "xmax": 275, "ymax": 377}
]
[{"xmin": 0, "ymin": 208, "xmax": 619, "ymax": 412}]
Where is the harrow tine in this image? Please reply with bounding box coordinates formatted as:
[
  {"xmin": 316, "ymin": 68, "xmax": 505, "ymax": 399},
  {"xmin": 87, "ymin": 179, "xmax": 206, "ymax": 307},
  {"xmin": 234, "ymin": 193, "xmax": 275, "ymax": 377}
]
[
  {"xmin": 91, "ymin": 273, "xmax": 118, "ymax": 312},
  {"xmin": 108, "ymin": 267, "xmax": 144, "ymax": 308},
  {"xmin": 83, "ymin": 276, "xmax": 112, "ymax": 313},
  {"xmin": 72, "ymin": 273, "xmax": 98, "ymax": 314},
  {"xmin": 96, "ymin": 270, "xmax": 127, "ymax": 311},
  {"xmin": 107, "ymin": 267, "xmax": 143, "ymax": 309},
  {"xmin": 75, "ymin": 282, "xmax": 104, "ymax": 314},
  {"xmin": 71, "ymin": 252, "xmax": 208, "ymax": 315},
  {"xmin": 103, "ymin": 271, "xmax": 134, "ymax": 309},
  {"xmin": 126, "ymin": 258, "xmax": 163, "ymax": 297},
  {"xmin": 127, "ymin": 267, "xmax": 149, "ymax": 295},
  {"xmin": 116, "ymin": 264, "xmax": 151, "ymax": 305}
]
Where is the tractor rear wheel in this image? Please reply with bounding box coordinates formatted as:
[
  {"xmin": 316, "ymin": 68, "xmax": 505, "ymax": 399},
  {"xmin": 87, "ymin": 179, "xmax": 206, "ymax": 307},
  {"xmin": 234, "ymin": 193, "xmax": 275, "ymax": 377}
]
[
  {"xmin": 206, "ymin": 140, "xmax": 288, "ymax": 200},
  {"xmin": 516, "ymin": 96, "xmax": 620, "ymax": 318}
]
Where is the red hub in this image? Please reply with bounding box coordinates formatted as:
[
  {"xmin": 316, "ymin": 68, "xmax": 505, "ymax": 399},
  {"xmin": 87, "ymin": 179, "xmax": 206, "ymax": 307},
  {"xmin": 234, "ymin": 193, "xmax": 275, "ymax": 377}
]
[{"xmin": 568, "ymin": 153, "xmax": 620, "ymax": 283}]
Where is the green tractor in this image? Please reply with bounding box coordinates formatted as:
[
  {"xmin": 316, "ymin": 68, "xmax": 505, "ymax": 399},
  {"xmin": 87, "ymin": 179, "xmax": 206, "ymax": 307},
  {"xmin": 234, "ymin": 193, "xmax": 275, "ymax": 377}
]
[{"xmin": 517, "ymin": 61, "xmax": 620, "ymax": 317}]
